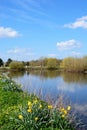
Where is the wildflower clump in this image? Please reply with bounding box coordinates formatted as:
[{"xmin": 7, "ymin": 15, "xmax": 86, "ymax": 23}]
[
  {"xmin": 15, "ymin": 96, "xmax": 74, "ymax": 130},
  {"xmin": 60, "ymin": 106, "xmax": 71, "ymax": 118}
]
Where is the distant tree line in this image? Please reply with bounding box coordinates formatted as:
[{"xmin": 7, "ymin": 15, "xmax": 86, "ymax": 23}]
[
  {"xmin": 0, "ymin": 56, "xmax": 87, "ymax": 72},
  {"xmin": 60, "ymin": 56, "xmax": 87, "ymax": 72}
]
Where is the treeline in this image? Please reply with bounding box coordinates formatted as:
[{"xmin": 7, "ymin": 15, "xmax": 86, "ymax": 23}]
[
  {"xmin": 0, "ymin": 56, "xmax": 87, "ymax": 72},
  {"xmin": 0, "ymin": 58, "xmax": 62, "ymax": 70}
]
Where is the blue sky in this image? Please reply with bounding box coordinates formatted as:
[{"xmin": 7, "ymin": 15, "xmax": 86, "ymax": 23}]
[{"xmin": 0, "ymin": 0, "xmax": 87, "ymax": 61}]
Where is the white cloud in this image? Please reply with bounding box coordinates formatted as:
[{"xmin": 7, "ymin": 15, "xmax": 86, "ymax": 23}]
[
  {"xmin": 48, "ymin": 54, "xmax": 57, "ymax": 57},
  {"xmin": 7, "ymin": 47, "xmax": 35, "ymax": 55},
  {"xmin": 74, "ymin": 104, "xmax": 87, "ymax": 115},
  {"xmin": 57, "ymin": 82, "xmax": 82, "ymax": 93},
  {"xmin": 57, "ymin": 82, "xmax": 76, "ymax": 92},
  {"xmin": 71, "ymin": 51, "xmax": 81, "ymax": 56},
  {"xmin": 64, "ymin": 15, "xmax": 87, "ymax": 29},
  {"xmin": 57, "ymin": 39, "xmax": 81, "ymax": 50},
  {"xmin": 0, "ymin": 27, "xmax": 20, "ymax": 38},
  {"xmin": 7, "ymin": 48, "xmax": 27, "ymax": 54},
  {"xmin": 7, "ymin": 47, "xmax": 35, "ymax": 61}
]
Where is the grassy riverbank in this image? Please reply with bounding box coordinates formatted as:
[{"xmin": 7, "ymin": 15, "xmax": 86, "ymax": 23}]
[{"xmin": 0, "ymin": 75, "xmax": 76, "ymax": 130}]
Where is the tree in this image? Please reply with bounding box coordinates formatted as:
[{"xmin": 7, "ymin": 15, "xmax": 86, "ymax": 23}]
[
  {"xmin": 60, "ymin": 57, "xmax": 74, "ymax": 70},
  {"xmin": 83, "ymin": 56, "xmax": 87, "ymax": 70},
  {"xmin": 25, "ymin": 61, "xmax": 30, "ymax": 66},
  {"xmin": 60, "ymin": 57, "xmax": 85, "ymax": 72},
  {"xmin": 5, "ymin": 58, "xmax": 12, "ymax": 66},
  {"xmin": 47, "ymin": 58, "xmax": 57, "ymax": 69},
  {"xmin": 0, "ymin": 58, "xmax": 4, "ymax": 67},
  {"xmin": 9, "ymin": 61, "xmax": 25, "ymax": 70}
]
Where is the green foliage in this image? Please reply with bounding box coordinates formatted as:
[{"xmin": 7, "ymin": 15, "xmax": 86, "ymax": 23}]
[
  {"xmin": 0, "ymin": 58, "xmax": 4, "ymax": 67},
  {"xmin": 0, "ymin": 75, "xmax": 29, "ymax": 130},
  {"xmin": 0, "ymin": 76, "xmax": 22, "ymax": 92},
  {"xmin": 14, "ymin": 98, "xmax": 74, "ymax": 130},
  {"xmin": 29, "ymin": 58, "xmax": 61, "ymax": 69},
  {"xmin": 9, "ymin": 61, "xmax": 25, "ymax": 70},
  {"xmin": 5, "ymin": 58, "xmax": 12, "ymax": 66},
  {"xmin": 83, "ymin": 56, "xmax": 87, "ymax": 70},
  {"xmin": 47, "ymin": 58, "xmax": 57, "ymax": 69},
  {"xmin": 60, "ymin": 56, "xmax": 87, "ymax": 72}
]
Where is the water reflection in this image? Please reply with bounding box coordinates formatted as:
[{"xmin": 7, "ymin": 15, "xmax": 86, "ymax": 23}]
[
  {"xmin": 26, "ymin": 70, "xmax": 61, "ymax": 79},
  {"xmin": 7, "ymin": 70, "xmax": 87, "ymax": 84},
  {"xmin": 61, "ymin": 72, "xmax": 87, "ymax": 84},
  {"xmin": 8, "ymin": 70, "xmax": 25, "ymax": 78}
]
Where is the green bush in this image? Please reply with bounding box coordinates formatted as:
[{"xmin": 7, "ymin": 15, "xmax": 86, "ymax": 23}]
[
  {"xmin": 9, "ymin": 61, "xmax": 25, "ymax": 70},
  {"xmin": 0, "ymin": 75, "xmax": 22, "ymax": 92},
  {"xmin": 47, "ymin": 58, "xmax": 57, "ymax": 69}
]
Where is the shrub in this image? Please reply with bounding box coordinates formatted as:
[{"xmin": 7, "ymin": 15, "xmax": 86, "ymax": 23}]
[
  {"xmin": 9, "ymin": 61, "xmax": 25, "ymax": 70},
  {"xmin": 47, "ymin": 58, "xmax": 57, "ymax": 69},
  {"xmin": 0, "ymin": 75, "xmax": 22, "ymax": 92}
]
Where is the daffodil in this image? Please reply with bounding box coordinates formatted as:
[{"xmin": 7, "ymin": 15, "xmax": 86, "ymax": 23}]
[
  {"xmin": 62, "ymin": 114, "xmax": 65, "ymax": 118},
  {"xmin": 60, "ymin": 108, "xmax": 65, "ymax": 112},
  {"xmin": 67, "ymin": 106, "xmax": 71, "ymax": 111},
  {"xmin": 48, "ymin": 105, "xmax": 53, "ymax": 109},
  {"xmin": 27, "ymin": 108, "xmax": 32, "ymax": 113},
  {"xmin": 18, "ymin": 115, "xmax": 23, "ymax": 120},
  {"xmin": 28, "ymin": 101, "xmax": 32, "ymax": 106},
  {"xmin": 39, "ymin": 104, "xmax": 42, "ymax": 108},
  {"xmin": 35, "ymin": 117, "xmax": 38, "ymax": 121},
  {"xmin": 64, "ymin": 110, "xmax": 67, "ymax": 115}
]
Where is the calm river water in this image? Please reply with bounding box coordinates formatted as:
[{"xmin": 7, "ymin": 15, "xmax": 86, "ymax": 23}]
[{"xmin": 4, "ymin": 70, "xmax": 87, "ymax": 129}]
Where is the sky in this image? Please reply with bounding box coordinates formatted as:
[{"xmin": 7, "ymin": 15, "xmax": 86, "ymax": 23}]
[{"xmin": 0, "ymin": 0, "xmax": 87, "ymax": 61}]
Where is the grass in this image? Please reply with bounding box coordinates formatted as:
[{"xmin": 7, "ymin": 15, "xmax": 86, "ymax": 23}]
[{"xmin": 0, "ymin": 75, "xmax": 76, "ymax": 130}]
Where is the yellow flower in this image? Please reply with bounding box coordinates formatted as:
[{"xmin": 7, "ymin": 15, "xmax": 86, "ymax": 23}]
[
  {"xmin": 48, "ymin": 105, "xmax": 53, "ymax": 109},
  {"xmin": 18, "ymin": 115, "xmax": 23, "ymax": 120},
  {"xmin": 35, "ymin": 117, "xmax": 38, "ymax": 121},
  {"xmin": 67, "ymin": 106, "xmax": 71, "ymax": 111},
  {"xmin": 39, "ymin": 104, "xmax": 42, "ymax": 108},
  {"xmin": 28, "ymin": 101, "xmax": 32, "ymax": 106},
  {"xmin": 62, "ymin": 114, "xmax": 65, "ymax": 118},
  {"xmin": 33, "ymin": 100, "xmax": 38, "ymax": 104},
  {"xmin": 64, "ymin": 110, "xmax": 67, "ymax": 115},
  {"xmin": 27, "ymin": 108, "xmax": 32, "ymax": 113},
  {"xmin": 60, "ymin": 108, "xmax": 65, "ymax": 112}
]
